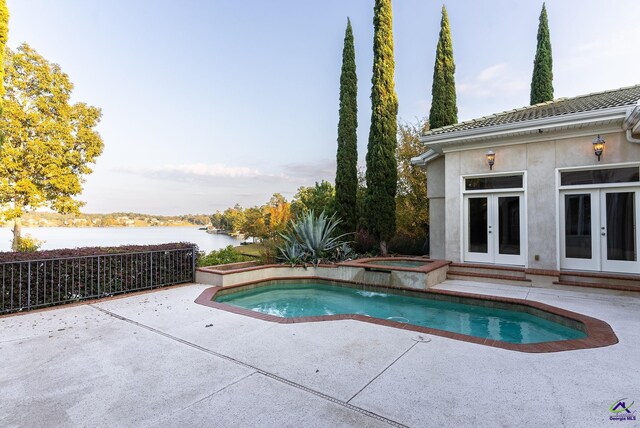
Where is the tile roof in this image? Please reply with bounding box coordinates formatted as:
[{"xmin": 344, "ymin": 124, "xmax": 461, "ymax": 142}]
[{"xmin": 426, "ymin": 84, "xmax": 640, "ymax": 136}]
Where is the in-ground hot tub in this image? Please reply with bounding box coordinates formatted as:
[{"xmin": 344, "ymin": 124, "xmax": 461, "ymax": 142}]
[
  {"xmin": 341, "ymin": 257, "xmax": 436, "ymax": 272},
  {"xmin": 196, "ymin": 279, "xmax": 618, "ymax": 353}
]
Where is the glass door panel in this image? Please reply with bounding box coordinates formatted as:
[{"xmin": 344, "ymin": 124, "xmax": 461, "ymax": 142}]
[
  {"xmin": 494, "ymin": 194, "xmax": 525, "ymax": 265},
  {"xmin": 464, "ymin": 196, "xmax": 492, "ymax": 263},
  {"xmin": 498, "ymin": 196, "xmax": 520, "ymax": 255},
  {"xmin": 560, "ymin": 191, "xmax": 599, "ymax": 271},
  {"xmin": 601, "ymin": 190, "xmax": 639, "ymax": 273},
  {"xmin": 564, "ymin": 194, "xmax": 592, "ymax": 259},
  {"xmin": 468, "ymin": 197, "xmax": 488, "ymax": 253}
]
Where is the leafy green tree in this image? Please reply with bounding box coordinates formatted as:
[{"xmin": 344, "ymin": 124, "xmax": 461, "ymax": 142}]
[
  {"xmin": 291, "ymin": 181, "xmax": 336, "ymax": 220},
  {"xmin": 239, "ymin": 206, "xmax": 267, "ymax": 241},
  {"xmin": 365, "ymin": 0, "xmax": 398, "ymax": 255},
  {"xmin": 0, "ymin": 44, "xmax": 103, "ymax": 250},
  {"xmin": 428, "ymin": 5, "xmax": 457, "ymax": 129},
  {"xmin": 0, "ymin": 0, "xmax": 9, "ymax": 148},
  {"xmin": 0, "ymin": 0, "xmax": 8, "ymax": 103},
  {"xmin": 396, "ymin": 119, "xmax": 429, "ymax": 238},
  {"xmin": 530, "ymin": 3, "xmax": 553, "ymax": 105},
  {"xmin": 335, "ymin": 18, "xmax": 358, "ymax": 233}
]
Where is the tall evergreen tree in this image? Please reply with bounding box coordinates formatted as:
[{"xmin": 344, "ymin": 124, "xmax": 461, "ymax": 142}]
[
  {"xmin": 429, "ymin": 5, "xmax": 457, "ymax": 129},
  {"xmin": 335, "ymin": 18, "xmax": 358, "ymax": 233},
  {"xmin": 365, "ymin": 0, "xmax": 398, "ymax": 255},
  {"xmin": 530, "ymin": 3, "xmax": 553, "ymax": 104}
]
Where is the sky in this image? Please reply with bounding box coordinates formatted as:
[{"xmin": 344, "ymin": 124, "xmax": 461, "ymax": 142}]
[{"xmin": 6, "ymin": 0, "xmax": 640, "ymax": 215}]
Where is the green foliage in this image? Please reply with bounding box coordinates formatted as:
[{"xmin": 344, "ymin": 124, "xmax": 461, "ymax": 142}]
[
  {"xmin": 428, "ymin": 5, "xmax": 458, "ymax": 129},
  {"xmin": 396, "ymin": 119, "xmax": 429, "ymax": 239},
  {"xmin": 0, "ymin": 0, "xmax": 8, "ymax": 103},
  {"xmin": 530, "ymin": 3, "xmax": 554, "ymax": 105},
  {"xmin": 278, "ymin": 238, "xmax": 306, "ymax": 267},
  {"xmin": 0, "ymin": 44, "xmax": 103, "ymax": 248},
  {"xmin": 197, "ymin": 245, "xmax": 252, "ymax": 267},
  {"xmin": 335, "ymin": 18, "xmax": 358, "ymax": 234},
  {"xmin": 278, "ymin": 211, "xmax": 351, "ymax": 266},
  {"xmin": 365, "ymin": 0, "xmax": 398, "ymax": 255},
  {"xmin": 14, "ymin": 234, "xmax": 43, "ymax": 253},
  {"xmin": 210, "ymin": 204, "xmax": 245, "ymax": 232},
  {"xmin": 238, "ymin": 206, "xmax": 267, "ymax": 241},
  {"xmin": 291, "ymin": 181, "xmax": 335, "ymax": 220}
]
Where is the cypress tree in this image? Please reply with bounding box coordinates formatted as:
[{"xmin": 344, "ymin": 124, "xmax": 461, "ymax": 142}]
[
  {"xmin": 429, "ymin": 5, "xmax": 457, "ymax": 129},
  {"xmin": 335, "ymin": 18, "xmax": 358, "ymax": 233},
  {"xmin": 530, "ymin": 3, "xmax": 553, "ymax": 105},
  {"xmin": 365, "ymin": 0, "xmax": 398, "ymax": 255}
]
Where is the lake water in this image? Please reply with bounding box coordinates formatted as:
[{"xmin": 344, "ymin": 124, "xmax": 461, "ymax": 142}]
[{"xmin": 0, "ymin": 227, "xmax": 241, "ymax": 253}]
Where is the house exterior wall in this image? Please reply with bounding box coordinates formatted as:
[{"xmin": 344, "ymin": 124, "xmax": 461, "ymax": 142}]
[
  {"xmin": 426, "ymin": 156, "xmax": 446, "ymax": 258},
  {"xmin": 440, "ymin": 129, "xmax": 640, "ymax": 269}
]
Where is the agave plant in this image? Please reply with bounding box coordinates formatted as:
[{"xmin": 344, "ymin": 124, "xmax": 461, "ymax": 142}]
[
  {"xmin": 278, "ymin": 210, "xmax": 351, "ymax": 266},
  {"xmin": 333, "ymin": 242, "xmax": 354, "ymax": 262},
  {"xmin": 277, "ymin": 236, "xmax": 306, "ymax": 267}
]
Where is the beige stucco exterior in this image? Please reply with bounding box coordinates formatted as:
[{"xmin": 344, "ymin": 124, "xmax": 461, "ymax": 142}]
[{"xmin": 429, "ymin": 128, "xmax": 640, "ymax": 270}]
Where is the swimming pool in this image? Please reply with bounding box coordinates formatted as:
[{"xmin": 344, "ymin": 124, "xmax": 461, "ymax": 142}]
[{"xmin": 214, "ymin": 282, "xmax": 586, "ymax": 344}]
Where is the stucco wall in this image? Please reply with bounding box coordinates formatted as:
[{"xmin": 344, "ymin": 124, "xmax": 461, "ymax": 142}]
[
  {"xmin": 439, "ymin": 129, "xmax": 640, "ymax": 269},
  {"xmin": 426, "ymin": 156, "xmax": 446, "ymax": 259}
]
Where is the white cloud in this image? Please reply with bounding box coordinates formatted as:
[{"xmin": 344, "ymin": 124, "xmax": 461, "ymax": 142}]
[
  {"xmin": 458, "ymin": 63, "xmax": 528, "ymax": 98},
  {"xmin": 477, "ymin": 63, "xmax": 508, "ymax": 82},
  {"xmin": 122, "ymin": 163, "xmax": 262, "ymax": 178}
]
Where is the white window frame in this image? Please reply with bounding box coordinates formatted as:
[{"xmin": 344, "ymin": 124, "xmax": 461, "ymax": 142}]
[
  {"xmin": 555, "ymin": 162, "xmax": 640, "ymax": 271},
  {"xmin": 460, "ymin": 171, "xmax": 528, "ymax": 266}
]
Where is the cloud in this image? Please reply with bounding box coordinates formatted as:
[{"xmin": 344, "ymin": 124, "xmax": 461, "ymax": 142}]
[
  {"xmin": 119, "ymin": 163, "xmax": 261, "ymax": 178},
  {"xmin": 280, "ymin": 159, "xmax": 335, "ymax": 181},
  {"xmin": 458, "ymin": 63, "xmax": 528, "ymax": 98},
  {"xmin": 114, "ymin": 158, "xmax": 336, "ymax": 188}
]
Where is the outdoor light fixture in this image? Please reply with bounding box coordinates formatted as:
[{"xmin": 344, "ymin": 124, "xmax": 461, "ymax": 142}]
[
  {"xmin": 486, "ymin": 150, "xmax": 495, "ymax": 170},
  {"xmin": 592, "ymin": 135, "xmax": 605, "ymax": 161}
]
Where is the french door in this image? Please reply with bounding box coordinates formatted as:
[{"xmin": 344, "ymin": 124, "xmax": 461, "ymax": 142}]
[
  {"xmin": 463, "ymin": 193, "xmax": 525, "ymax": 265},
  {"xmin": 560, "ymin": 188, "xmax": 639, "ymax": 273}
]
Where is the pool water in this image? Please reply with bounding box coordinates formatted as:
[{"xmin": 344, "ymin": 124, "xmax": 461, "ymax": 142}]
[
  {"xmin": 366, "ymin": 260, "xmax": 427, "ymax": 268},
  {"xmin": 215, "ymin": 283, "xmax": 587, "ymax": 344}
]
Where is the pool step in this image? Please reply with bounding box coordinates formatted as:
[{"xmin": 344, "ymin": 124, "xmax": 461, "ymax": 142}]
[
  {"xmin": 446, "ymin": 263, "xmax": 530, "ymax": 286},
  {"xmin": 554, "ymin": 271, "xmax": 640, "ymax": 293}
]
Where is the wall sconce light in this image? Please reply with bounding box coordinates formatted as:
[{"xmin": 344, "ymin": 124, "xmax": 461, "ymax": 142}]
[
  {"xmin": 486, "ymin": 150, "xmax": 495, "ymax": 170},
  {"xmin": 593, "ymin": 135, "xmax": 605, "ymax": 161}
]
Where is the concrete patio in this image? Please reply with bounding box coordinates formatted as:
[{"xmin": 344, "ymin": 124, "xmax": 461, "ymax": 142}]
[{"xmin": 1, "ymin": 280, "xmax": 638, "ymax": 427}]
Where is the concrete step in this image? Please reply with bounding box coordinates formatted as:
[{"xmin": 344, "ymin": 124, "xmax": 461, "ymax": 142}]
[
  {"xmin": 447, "ymin": 270, "xmax": 532, "ymax": 286},
  {"xmin": 554, "ymin": 280, "xmax": 640, "ymax": 293},
  {"xmin": 448, "ymin": 263, "xmax": 526, "ymax": 279},
  {"xmin": 559, "ymin": 271, "xmax": 640, "ymax": 289}
]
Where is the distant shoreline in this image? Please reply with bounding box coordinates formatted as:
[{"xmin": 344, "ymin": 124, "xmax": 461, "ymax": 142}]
[{"xmin": 0, "ymin": 225, "xmax": 205, "ymax": 229}]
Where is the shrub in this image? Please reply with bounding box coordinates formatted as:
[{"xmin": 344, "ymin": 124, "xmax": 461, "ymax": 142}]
[
  {"xmin": 14, "ymin": 235, "xmax": 44, "ymax": 253},
  {"xmin": 197, "ymin": 245, "xmax": 252, "ymax": 267},
  {"xmin": 353, "ymin": 229, "xmax": 378, "ymax": 255},
  {"xmin": 258, "ymin": 238, "xmax": 281, "ymax": 265},
  {"xmin": 0, "ymin": 242, "xmax": 196, "ymax": 262},
  {"xmin": 387, "ymin": 233, "xmax": 428, "ymax": 256}
]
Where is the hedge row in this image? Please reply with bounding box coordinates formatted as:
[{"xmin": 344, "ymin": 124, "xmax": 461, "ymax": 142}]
[{"xmin": 0, "ymin": 242, "xmax": 197, "ymax": 263}]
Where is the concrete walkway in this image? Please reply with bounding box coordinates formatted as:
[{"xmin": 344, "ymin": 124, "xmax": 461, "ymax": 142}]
[{"xmin": 1, "ymin": 281, "xmax": 639, "ymax": 427}]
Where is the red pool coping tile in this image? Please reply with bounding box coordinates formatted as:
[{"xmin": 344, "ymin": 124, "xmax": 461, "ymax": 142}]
[
  {"xmin": 339, "ymin": 257, "xmax": 450, "ymax": 273},
  {"xmin": 194, "ymin": 278, "xmax": 618, "ymax": 353}
]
